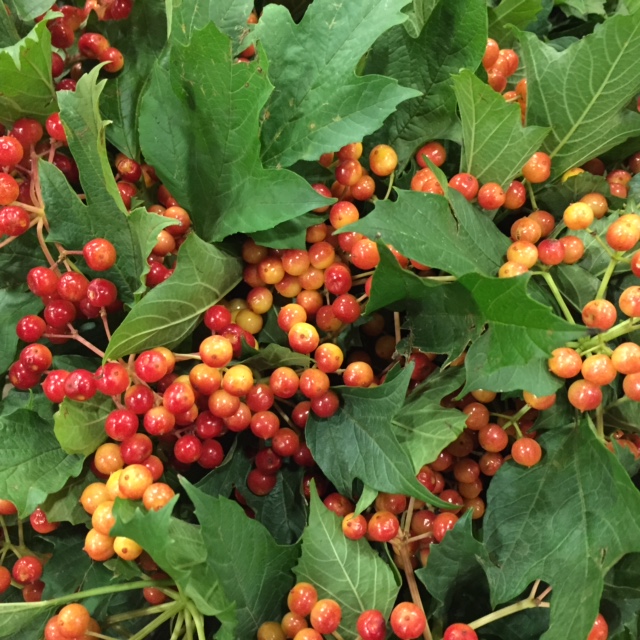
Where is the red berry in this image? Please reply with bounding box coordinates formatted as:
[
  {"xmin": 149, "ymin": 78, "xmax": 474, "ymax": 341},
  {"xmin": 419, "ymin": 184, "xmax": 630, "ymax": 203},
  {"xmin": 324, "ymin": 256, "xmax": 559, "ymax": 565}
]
[
  {"xmin": 522, "ymin": 152, "xmax": 551, "ymax": 183},
  {"xmin": 390, "ymin": 602, "xmax": 426, "ymax": 640},
  {"xmin": 567, "ymin": 379, "xmax": 602, "ymax": 412},
  {"xmin": 443, "ymin": 623, "xmax": 478, "ymax": 640},
  {"xmin": 45, "ymin": 113, "xmax": 67, "ymax": 144},
  {"xmin": 16, "ymin": 315, "xmax": 46, "ymax": 343},
  {"xmin": 288, "ymin": 583, "xmax": 318, "ymax": 617},
  {"xmin": 433, "ymin": 512, "xmax": 458, "ymax": 542},
  {"xmin": 310, "ymin": 599, "xmax": 342, "ymax": 635},
  {"xmin": 588, "ymin": 614, "xmax": 608, "ymax": 640},
  {"xmin": 64, "ymin": 369, "xmax": 97, "ymax": 401},
  {"xmin": 83, "ymin": 238, "xmax": 117, "ymax": 271},
  {"xmin": 42, "ymin": 369, "xmax": 70, "ymax": 403},
  {"xmin": 357, "ymin": 609, "xmax": 386, "ymax": 640},
  {"xmin": 0, "ymin": 172, "xmax": 19, "ymax": 205},
  {"xmin": 0, "ymin": 205, "xmax": 30, "ymax": 236},
  {"xmin": 477, "ymin": 183, "xmax": 505, "ymax": 210},
  {"xmin": 511, "ymin": 437, "xmax": 542, "ymax": 467},
  {"xmin": 0, "ymin": 136, "xmax": 24, "ymax": 166},
  {"xmin": 30, "ymin": 507, "xmax": 59, "ymax": 534},
  {"xmin": 367, "ymin": 511, "xmax": 400, "ymax": 542},
  {"xmin": 12, "ymin": 556, "xmax": 43, "ymax": 584}
]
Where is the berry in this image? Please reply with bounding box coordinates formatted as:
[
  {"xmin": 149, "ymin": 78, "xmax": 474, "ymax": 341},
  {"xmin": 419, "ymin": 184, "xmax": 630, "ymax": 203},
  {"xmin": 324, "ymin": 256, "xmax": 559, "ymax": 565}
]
[
  {"xmin": 288, "ymin": 583, "xmax": 318, "ymax": 617},
  {"xmin": 588, "ymin": 614, "xmax": 608, "ymax": 640},
  {"xmin": 448, "ymin": 173, "xmax": 479, "ymax": 201},
  {"xmin": 568, "ymin": 379, "xmax": 603, "ymax": 412},
  {"xmin": 511, "ymin": 438, "xmax": 542, "ymax": 467},
  {"xmin": 45, "ymin": 114, "xmax": 67, "ymax": 144},
  {"xmin": 582, "ymin": 354, "xmax": 617, "ymax": 386},
  {"xmin": 390, "ymin": 602, "xmax": 427, "ymax": 640},
  {"xmin": 356, "ymin": 610, "xmax": 386, "ymax": 640},
  {"xmin": 548, "ymin": 347, "xmax": 582, "ymax": 379},
  {"xmin": 443, "ymin": 623, "xmax": 479, "ymax": 640},
  {"xmin": 30, "ymin": 507, "xmax": 59, "ymax": 534},
  {"xmin": 12, "ymin": 556, "xmax": 43, "ymax": 584},
  {"xmin": 563, "ymin": 202, "xmax": 594, "ymax": 230},
  {"xmin": 416, "ymin": 141, "xmax": 446, "ymax": 168},
  {"xmin": 0, "ymin": 172, "xmax": 19, "ymax": 205},
  {"xmin": 537, "ymin": 238, "xmax": 565, "ymax": 266},
  {"xmin": 367, "ymin": 511, "xmax": 400, "ymax": 542},
  {"xmin": 619, "ymin": 286, "xmax": 640, "ymax": 317},
  {"xmin": 369, "ymin": 145, "xmax": 398, "ymax": 176},
  {"xmin": 143, "ymin": 483, "xmax": 176, "ymax": 511},
  {"xmin": 83, "ymin": 238, "xmax": 117, "ymax": 271},
  {"xmin": 0, "ymin": 205, "xmax": 30, "ymax": 236},
  {"xmin": 433, "ymin": 512, "xmax": 458, "ymax": 542},
  {"xmin": 0, "ymin": 136, "xmax": 24, "ymax": 166},
  {"xmin": 612, "ymin": 342, "xmax": 640, "ymax": 375},
  {"xmin": 135, "ymin": 350, "xmax": 169, "ymax": 383},
  {"xmin": 342, "ymin": 513, "xmax": 367, "ymax": 540},
  {"xmin": 309, "ymin": 599, "xmax": 342, "ymax": 634},
  {"xmin": 64, "ymin": 369, "xmax": 97, "ymax": 401},
  {"xmin": 522, "ymin": 152, "xmax": 551, "ymax": 183},
  {"xmin": 477, "ymin": 182, "xmax": 505, "ymax": 210}
]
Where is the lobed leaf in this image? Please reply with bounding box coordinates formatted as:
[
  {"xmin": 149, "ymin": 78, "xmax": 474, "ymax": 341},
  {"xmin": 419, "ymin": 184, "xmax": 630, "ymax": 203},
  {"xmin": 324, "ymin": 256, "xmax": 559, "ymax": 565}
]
[
  {"xmin": 105, "ymin": 232, "xmax": 242, "ymax": 360},
  {"xmin": 521, "ymin": 12, "xmax": 640, "ymax": 179},
  {"xmin": 256, "ymin": 0, "xmax": 421, "ymax": 167},
  {"xmin": 0, "ymin": 289, "xmax": 42, "ymax": 375},
  {"xmin": 453, "ymin": 70, "xmax": 550, "ymax": 187},
  {"xmin": 139, "ymin": 22, "xmax": 328, "ymax": 242},
  {"xmin": 0, "ymin": 19, "xmax": 57, "ymax": 124},
  {"xmin": 293, "ymin": 487, "xmax": 400, "ymax": 640},
  {"xmin": 366, "ymin": 0, "xmax": 487, "ymax": 167}
]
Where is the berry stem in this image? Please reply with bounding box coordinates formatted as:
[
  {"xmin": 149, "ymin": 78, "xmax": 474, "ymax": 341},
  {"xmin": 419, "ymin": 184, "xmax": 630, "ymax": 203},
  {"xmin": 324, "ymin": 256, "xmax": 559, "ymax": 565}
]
[
  {"xmin": 394, "ymin": 312, "xmax": 402, "ymax": 344},
  {"xmin": 595, "ymin": 252, "xmax": 623, "ymax": 300},
  {"xmin": 0, "ymin": 517, "xmax": 12, "ymax": 549},
  {"xmin": 595, "ymin": 404, "xmax": 605, "ymax": 441},
  {"xmin": 104, "ymin": 602, "xmax": 175, "ymax": 624},
  {"xmin": 100, "ymin": 309, "xmax": 112, "ymax": 341},
  {"xmin": 332, "ymin": 632, "xmax": 346, "ymax": 640},
  {"xmin": 403, "ymin": 496, "xmax": 415, "ymax": 535},
  {"xmin": 467, "ymin": 595, "xmax": 549, "ymax": 631},
  {"xmin": 577, "ymin": 317, "xmax": 640, "ymax": 353},
  {"xmin": 86, "ymin": 632, "xmax": 121, "ymax": 640},
  {"xmin": 383, "ymin": 171, "xmax": 395, "ymax": 200},
  {"xmin": 398, "ymin": 542, "xmax": 432, "ymax": 640},
  {"xmin": 589, "ymin": 230, "xmax": 619, "ymax": 260},
  {"xmin": 36, "ymin": 219, "xmax": 61, "ymax": 275},
  {"xmin": 501, "ymin": 403, "xmax": 531, "ymax": 437},
  {"xmin": 16, "ymin": 518, "xmax": 24, "ymax": 549},
  {"xmin": 538, "ymin": 271, "xmax": 574, "ymax": 324},
  {"xmin": 525, "ymin": 180, "xmax": 538, "ymax": 211},
  {"xmin": 127, "ymin": 602, "xmax": 183, "ymax": 640},
  {"xmin": 169, "ymin": 610, "xmax": 185, "ymax": 640},
  {"xmin": 185, "ymin": 600, "xmax": 207, "ymax": 640}
]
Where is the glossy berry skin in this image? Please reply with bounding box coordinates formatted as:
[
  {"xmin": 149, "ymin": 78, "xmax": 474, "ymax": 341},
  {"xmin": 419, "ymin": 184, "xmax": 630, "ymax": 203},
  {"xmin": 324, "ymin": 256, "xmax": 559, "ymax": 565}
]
[
  {"xmin": 64, "ymin": 369, "xmax": 97, "ymax": 402},
  {"xmin": 568, "ymin": 379, "xmax": 603, "ymax": 412},
  {"xmin": 83, "ymin": 238, "xmax": 117, "ymax": 271},
  {"xmin": 477, "ymin": 183, "xmax": 505, "ymax": 210},
  {"xmin": 563, "ymin": 202, "xmax": 594, "ymax": 230},
  {"xmin": 582, "ymin": 299, "xmax": 616, "ymax": 330},
  {"xmin": 12, "ymin": 556, "xmax": 43, "ymax": 584},
  {"xmin": 522, "ymin": 152, "xmax": 551, "ymax": 183},
  {"xmin": 548, "ymin": 348, "xmax": 582, "ymax": 379},
  {"xmin": 416, "ymin": 141, "xmax": 446, "ymax": 168},
  {"xmin": 443, "ymin": 623, "xmax": 479, "ymax": 640},
  {"xmin": 309, "ymin": 599, "xmax": 342, "ymax": 634},
  {"xmin": 619, "ymin": 286, "xmax": 640, "ymax": 318},
  {"xmin": 342, "ymin": 513, "xmax": 367, "ymax": 540},
  {"xmin": 367, "ymin": 511, "xmax": 400, "ymax": 542},
  {"xmin": 357, "ymin": 609, "xmax": 386, "ymax": 640},
  {"xmin": 30, "ymin": 507, "xmax": 59, "ymax": 534},
  {"xmin": 433, "ymin": 512, "xmax": 458, "ymax": 542},
  {"xmin": 582, "ymin": 354, "xmax": 617, "ymax": 386},
  {"xmin": 45, "ymin": 113, "xmax": 67, "ymax": 144},
  {"xmin": 587, "ymin": 614, "xmax": 608, "ymax": 640},
  {"xmin": 390, "ymin": 602, "xmax": 427, "ymax": 640},
  {"xmin": 612, "ymin": 342, "xmax": 640, "ymax": 375},
  {"xmin": 57, "ymin": 603, "xmax": 91, "ymax": 638},
  {"xmin": 0, "ymin": 205, "xmax": 30, "ymax": 236},
  {"xmin": 0, "ymin": 566, "xmax": 10, "ymax": 594},
  {"xmin": 537, "ymin": 238, "xmax": 565, "ymax": 266},
  {"xmin": 448, "ymin": 173, "xmax": 479, "ymax": 201},
  {"xmin": 288, "ymin": 583, "xmax": 318, "ymax": 617},
  {"xmin": 0, "ymin": 172, "xmax": 19, "ymax": 205},
  {"xmin": 511, "ymin": 438, "xmax": 542, "ymax": 467},
  {"xmin": 0, "ymin": 135, "xmax": 24, "ymax": 166}
]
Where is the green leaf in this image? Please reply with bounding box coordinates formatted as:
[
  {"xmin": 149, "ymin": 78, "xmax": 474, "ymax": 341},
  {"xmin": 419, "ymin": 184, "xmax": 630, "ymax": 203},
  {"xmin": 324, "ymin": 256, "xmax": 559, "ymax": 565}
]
[
  {"xmin": 453, "ymin": 70, "xmax": 550, "ymax": 188},
  {"xmin": 139, "ymin": 24, "xmax": 328, "ymax": 242},
  {"xmin": 417, "ymin": 512, "xmax": 491, "ymax": 619},
  {"xmin": 101, "ymin": 0, "xmax": 168, "ymax": 158},
  {"xmin": 0, "ymin": 3, "xmax": 19, "ymax": 47},
  {"xmin": 0, "ymin": 19, "xmax": 57, "ymax": 124},
  {"xmin": 111, "ymin": 497, "xmax": 232, "ymax": 619},
  {"xmin": 345, "ymin": 189, "xmax": 509, "ymax": 277},
  {"xmin": 256, "ymin": 0, "xmax": 421, "ymax": 167},
  {"xmin": 555, "ymin": 0, "xmax": 605, "ymax": 18},
  {"xmin": 367, "ymin": 243, "xmax": 481, "ymax": 358},
  {"xmin": 243, "ymin": 467, "xmax": 307, "ymax": 546},
  {"xmin": 402, "ymin": 0, "xmax": 437, "ymax": 37},
  {"xmin": 605, "ymin": 400, "xmax": 640, "ymax": 435},
  {"xmin": 168, "ymin": 0, "xmax": 254, "ymax": 46},
  {"xmin": 182, "ymin": 479, "xmax": 300, "ymax": 638},
  {"xmin": 294, "ymin": 487, "xmax": 400, "ymax": 640},
  {"xmin": 603, "ymin": 554, "xmax": 640, "ymax": 640},
  {"xmin": 554, "ymin": 264, "xmax": 600, "ymax": 312},
  {"xmin": 483, "ymin": 422, "xmax": 640, "ymax": 640},
  {"xmin": 250, "ymin": 213, "xmax": 325, "ymax": 251},
  {"xmin": 105, "ymin": 232, "xmax": 242, "ymax": 360},
  {"xmin": 392, "ymin": 368, "xmax": 468, "ymax": 468},
  {"xmin": 521, "ymin": 13, "xmax": 640, "ymax": 179},
  {"xmin": 0, "ymin": 231, "xmax": 47, "ymax": 289},
  {"xmin": 306, "ymin": 365, "xmax": 452, "ymax": 507},
  {"xmin": 196, "ymin": 440, "xmax": 253, "ymax": 498},
  {"xmin": 40, "ymin": 467, "xmax": 95, "ymax": 525},
  {"xmin": 54, "ymin": 394, "xmax": 114, "ymax": 456},
  {"xmin": 460, "ymin": 273, "xmax": 587, "ymax": 394},
  {"xmin": 238, "ymin": 343, "xmax": 310, "ymax": 371},
  {"xmin": 0, "ymin": 598, "xmax": 55, "ymax": 639},
  {"xmin": 42, "ymin": 71, "xmax": 172, "ymax": 304},
  {"xmin": 0, "ymin": 408, "xmax": 84, "ymax": 517},
  {"xmin": 489, "ymin": 0, "xmax": 544, "ymax": 44},
  {"xmin": 0, "ymin": 289, "xmax": 42, "ymax": 375},
  {"xmin": 6, "ymin": 0, "xmax": 52, "ymax": 21},
  {"xmin": 41, "ymin": 530, "xmax": 92, "ymax": 599},
  {"xmin": 365, "ymin": 0, "xmax": 487, "ymax": 167}
]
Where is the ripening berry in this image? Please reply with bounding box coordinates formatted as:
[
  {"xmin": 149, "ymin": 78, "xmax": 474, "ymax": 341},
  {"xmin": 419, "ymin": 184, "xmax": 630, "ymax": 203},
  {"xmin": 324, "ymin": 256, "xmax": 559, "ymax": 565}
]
[
  {"xmin": 114, "ymin": 536, "xmax": 143, "ymax": 561},
  {"xmin": 529, "ymin": 210, "xmax": 555, "ymax": 237},
  {"xmin": 582, "ymin": 354, "xmax": 617, "ymax": 386},
  {"xmin": 612, "ymin": 342, "xmax": 640, "ymax": 375},
  {"xmin": 623, "ymin": 373, "xmax": 640, "ymax": 401},
  {"xmin": 482, "ymin": 38, "xmax": 499, "ymax": 69},
  {"xmin": 619, "ymin": 286, "xmax": 640, "ymax": 317},
  {"xmin": 448, "ymin": 173, "xmax": 479, "ymax": 201},
  {"xmin": 563, "ymin": 202, "xmax": 594, "ymax": 230},
  {"xmin": 582, "ymin": 299, "xmax": 617, "ymax": 331},
  {"xmin": 511, "ymin": 437, "xmax": 542, "ymax": 467},
  {"xmin": 503, "ymin": 180, "xmax": 526, "ymax": 209},
  {"xmin": 580, "ymin": 193, "xmax": 608, "ymax": 219},
  {"xmin": 568, "ymin": 379, "xmax": 603, "ymax": 412},
  {"xmin": 587, "ymin": 614, "xmax": 608, "ymax": 640},
  {"xmin": 523, "ymin": 391, "xmax": 556, "ymax": 410},
  {"xmin": 477, "ymin": 182, "xmax": 505, "ymax": 210},
  {"xmin": 416, "ymin": 141, "xmax": 446, "ymax": 168},
  {"xmin": 548, "ymin": 347, "xmax": 582, "ymax": 379},
  {"xmin": 357, "ymin": 609, "xmax": 386, "ymax": 640},
  {"xmin": 537, "ymin": 238, "xmax": 565, "ymax": 266},
  {"xmin": 369, "ymin": 145, "xmax": 398, "ymax": 177},
  {"xmin": 367, "ymin": 511, "xmax": 400, "ymax": 542},
  {"xmin": 83, "ymin": 238, "xmax": 117, "ymax": 271},
  {"xmin": 506, "ymin": 241, "xmax": 538, "ymax": 268},
  {"xmin": 288, "ymin": 322, "xmax": 320, "ymax": 354},
  {"xmin": 511, "ymin": 217, "xmax": 542, "ymax": 243},
  {"xmin": 390, "ymin": 602, "xmax": 427, "ymax": 640},
  {"xmin": 560, "ymin": 235, "xmax": 585, "ymax": 264},
  {"xmin": 443, "ymin": 623, "xmax": 478, "ymax": 640},
  {"xmin": 522, "ymin": 152, "xmax": 551, "ymax": 183},
  {"xmin": 288, "ymin": 583, "xmax": 318, "ymax": 617},
  {"xmin": 607, "ymin": 217, "xmax": 640, "ymax": 251},
  {"xmin": 309, "ymin": 599, "xmax": 342, "ymax": 635},
  {"xmin": 57, "ymin": 603, "xmax": 91, "ymax": 638}
]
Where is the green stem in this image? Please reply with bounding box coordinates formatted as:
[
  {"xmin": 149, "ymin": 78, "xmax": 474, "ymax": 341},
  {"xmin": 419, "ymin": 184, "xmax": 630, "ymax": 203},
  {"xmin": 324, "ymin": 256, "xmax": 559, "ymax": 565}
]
[
  {"xmin": 0, "ymin": 517, "xmax": 11, "ymax": 548},
  {"xmin": 577, "ymin": 318, "xmax": 640, "ymax": 353},
  {"xmin": 383, "ymin": 172, "xmax": 395, "ymax": 200},
  {"xmin": 17, "ymin": 519, "xmax": 24, "ymax": 550},
  {"xmin": 424, "ymin": 275, "xmax": 457, "ymax": 282},
  {"xmin": 0, "ymin": 580, "xmax": 175, "ymax": 612},
  {"xmin": 105, "ymin": 603, "xmax": 174, "ymax": 625},
  {"xmin": 595, "ymin": 252, "xmax": 623, "ymax": 300},
  {"xmin": 186, "ymin": 600, "xmax": 207, "ymax": 640},
  {"xmin": 595, "ymin": 404, "xmax": 605, "ymax": 441},
  {"xmin": 170, "ymin": 611, "xmax": 186, "ymax": 640},
  {"xmin": 128, "ymin": 602, "xmax": 183, "ymax": 640},
  {"xmin": 468, "ymin": 597, "xmax": 547, "ymax": 631},
  {"xmin": 502, "ymin": 404, "xmax": 532, "ymax": 438},
  {"xmin": 184, "ymin": 606, "xmax": 195, "ymax": 640},
  {"xmin": 526, "ymin": 181, "xmax": 538, "ymax": 210},
  {"xmin": 590, "ymin": 231, "xmax": 619, "ymax": 260},
  {"xmin": 539, "ymin": 271, "xmax": 575, "ymax": 324}
]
